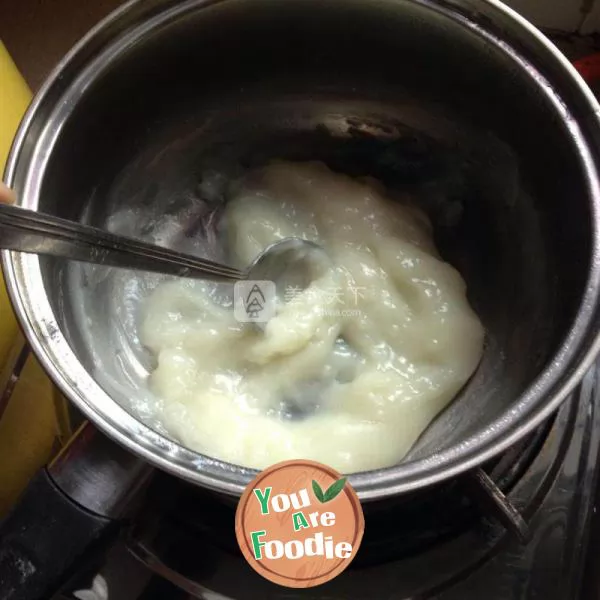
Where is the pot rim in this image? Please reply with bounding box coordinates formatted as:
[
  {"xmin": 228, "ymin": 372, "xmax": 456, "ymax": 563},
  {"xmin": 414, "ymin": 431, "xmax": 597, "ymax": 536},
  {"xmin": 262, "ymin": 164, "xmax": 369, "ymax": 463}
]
[{"xmin": 3, "ymin": 0, "xmax": 600, "ymax": 501}]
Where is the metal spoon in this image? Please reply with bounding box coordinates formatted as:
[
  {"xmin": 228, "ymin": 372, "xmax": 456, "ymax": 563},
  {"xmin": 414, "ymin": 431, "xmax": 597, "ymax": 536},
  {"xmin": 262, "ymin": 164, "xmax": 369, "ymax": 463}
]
[
  {"xmin": 0, "ymin": 204, "xmax": 328, "ymax": 291},
  {"xmin": 0, "ymin": 202, "xmax": 331, "ymax": 418}
]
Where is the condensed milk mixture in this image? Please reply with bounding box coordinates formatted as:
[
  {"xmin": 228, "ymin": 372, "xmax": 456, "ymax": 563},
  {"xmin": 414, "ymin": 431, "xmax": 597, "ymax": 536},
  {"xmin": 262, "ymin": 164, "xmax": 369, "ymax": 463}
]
[{"xmin": 141, "ymin": 161, "xmax": 484, "ymax": 473}]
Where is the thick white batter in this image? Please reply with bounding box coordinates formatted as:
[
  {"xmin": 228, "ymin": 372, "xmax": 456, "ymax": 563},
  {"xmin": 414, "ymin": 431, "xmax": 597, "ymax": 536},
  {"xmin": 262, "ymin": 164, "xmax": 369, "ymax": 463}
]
[{"xmin": 141, "ymin": 161, "xmax": 484, "ymax": 472}]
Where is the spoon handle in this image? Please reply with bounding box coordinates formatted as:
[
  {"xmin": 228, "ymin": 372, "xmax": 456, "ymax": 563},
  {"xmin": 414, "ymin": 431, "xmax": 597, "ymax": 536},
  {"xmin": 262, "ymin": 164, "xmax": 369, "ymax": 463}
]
[{"xmin": 0, "ymin": 204, "xmax": 244, "ymax": 282}]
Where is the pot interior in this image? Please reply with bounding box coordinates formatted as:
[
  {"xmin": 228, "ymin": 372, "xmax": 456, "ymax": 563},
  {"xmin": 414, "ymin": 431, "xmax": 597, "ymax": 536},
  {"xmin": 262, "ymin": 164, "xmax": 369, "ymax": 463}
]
[{"xmin": 11, "ymin": 0, "xmax": 597, "ymax": 478}]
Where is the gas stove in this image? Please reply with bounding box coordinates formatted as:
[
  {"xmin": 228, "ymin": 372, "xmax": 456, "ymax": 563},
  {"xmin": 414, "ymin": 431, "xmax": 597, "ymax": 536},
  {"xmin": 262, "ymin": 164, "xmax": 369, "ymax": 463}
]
[{"xmin": 57, "ymin": 361, "xmax": 600, "ymax": 600}]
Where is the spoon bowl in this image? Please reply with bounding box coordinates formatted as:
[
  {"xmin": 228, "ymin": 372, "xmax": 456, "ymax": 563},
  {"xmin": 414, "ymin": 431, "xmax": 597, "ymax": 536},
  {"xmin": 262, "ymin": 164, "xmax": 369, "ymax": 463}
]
[{"xmin": 247, "ymin": 237, "xmax": 332, "ymax": 297}]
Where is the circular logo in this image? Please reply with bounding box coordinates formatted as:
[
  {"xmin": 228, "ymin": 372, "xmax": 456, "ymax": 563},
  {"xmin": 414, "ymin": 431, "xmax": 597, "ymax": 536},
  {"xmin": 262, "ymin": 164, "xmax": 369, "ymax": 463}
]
[{"xmin": 235, "ymin": 459, "xmax": 365, "ymax": 588}]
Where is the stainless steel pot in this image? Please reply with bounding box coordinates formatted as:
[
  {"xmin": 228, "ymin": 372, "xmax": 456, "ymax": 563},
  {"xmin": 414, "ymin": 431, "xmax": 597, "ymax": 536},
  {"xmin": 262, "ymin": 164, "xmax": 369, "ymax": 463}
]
[{"xmin": 2, "ymin": 0, "xmax": 600, "ymax": 594}]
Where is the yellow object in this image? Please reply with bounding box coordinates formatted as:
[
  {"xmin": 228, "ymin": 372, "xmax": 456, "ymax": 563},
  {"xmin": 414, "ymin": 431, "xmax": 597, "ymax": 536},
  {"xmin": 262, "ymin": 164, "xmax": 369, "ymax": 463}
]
[
  {"xmin": 0, "ymin": 40, "xmax": 28, "ymax": 364},
  {"xmin": 0, "ymin": 40, "xmax": 69, "ymax": 516}
]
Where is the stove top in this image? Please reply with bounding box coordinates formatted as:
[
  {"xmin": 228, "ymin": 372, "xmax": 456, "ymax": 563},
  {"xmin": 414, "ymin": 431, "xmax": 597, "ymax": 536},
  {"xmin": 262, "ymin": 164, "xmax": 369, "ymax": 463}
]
[{"xmin": 61, "ymin": 361, "xmax": 600, "ymax": 600}]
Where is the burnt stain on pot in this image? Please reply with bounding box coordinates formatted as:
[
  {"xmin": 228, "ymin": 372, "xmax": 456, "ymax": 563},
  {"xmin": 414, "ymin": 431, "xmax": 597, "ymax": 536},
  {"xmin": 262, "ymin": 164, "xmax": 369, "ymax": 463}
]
[{"xmin": 41, "ymin": 319, "xmax": 60, "ymax": 342}]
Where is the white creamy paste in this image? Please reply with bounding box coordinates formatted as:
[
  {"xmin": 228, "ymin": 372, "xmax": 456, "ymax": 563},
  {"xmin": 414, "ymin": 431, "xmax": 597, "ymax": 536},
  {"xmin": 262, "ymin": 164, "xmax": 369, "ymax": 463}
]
[{"xmin": 141, "ymin": 161, "xmax": 484, "ymax": 473}]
